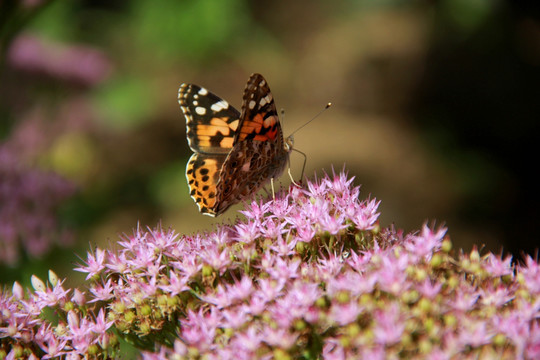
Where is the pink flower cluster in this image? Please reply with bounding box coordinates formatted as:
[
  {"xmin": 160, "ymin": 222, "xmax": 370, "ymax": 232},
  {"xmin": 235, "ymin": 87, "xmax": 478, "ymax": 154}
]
[
  {"xmin": 0, "ymin": 272, "xmax": 114, "ymax": 359},
  {"xmin": 1, "ymin": 171, "xmax": 539, "ymax": 359}
]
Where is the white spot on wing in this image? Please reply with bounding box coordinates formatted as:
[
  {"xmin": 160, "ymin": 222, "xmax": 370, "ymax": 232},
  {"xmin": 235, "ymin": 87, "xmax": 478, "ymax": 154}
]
[
  {"xmin": 195, "ymin": 106, "xmax": 206, "ymax": 115},
  {"xmin": 211, "ymin": 100, "xmax": 229, "ymax": 112},
  {"xmin": 198, "ymin": 88, "xmax": 208, "ymax": 96},
  {"xmin": 249, "ymin": 100, "xmax": 256, "ymax": 109}
]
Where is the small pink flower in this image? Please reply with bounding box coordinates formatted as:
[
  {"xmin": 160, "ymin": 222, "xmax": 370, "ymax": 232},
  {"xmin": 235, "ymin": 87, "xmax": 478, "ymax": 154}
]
[
  {"xmin": 201, "ymin": 284, "xmax": 232, "ymax": 309},
  {"xmin": 269, "ymin": 193, "xmax": 292, "ymax": 219},
  {"xmin": 373, "ymin": 304, "xmax": 405, "ymax": 345},
  {"xmin": 266, "ymin": 257, "xmax": 300, "ymax": 281},
  {"xmin": 449, "ymin": 289, "xmax": 479, "ymax": 312},
  {"xmin": 88, "ymin": 278, "xmax": 115, "ymax": 302},
  {"xmin": 262, "ymin": 327, "xmax": 298, "ymax": 348},
  {"xmin": 34, "ymin": 279, "xmax": 70, "ymax": 308},
  {"xmin": 262, "ymin": 218, "xmax": 288, "ymax": 241},
  {"xmin": 74, "ymin": 248, "xmax": 106, "ymax": 280},
  {"xmin": 269, "ymin": 235, "xmax": 296, "ymax": 256},
  {"xmin": 37, "ymin": 328, "xmax": 68, "ymax": 359},
  {"xmin": 158, "ymin": 271, "xmax": 189, "ymax": 296},
  {"xmin": 374, "ymin": 254, "xmax": 409, "ymax": 295},
  {"xmin": 240, "ymin": 199, "xmax": 270, "ymax": 222},
  {"xmin": 457, "ymin": 321, "xmax": 493, "ymax": 348},
  {"xmin": 521, "ymin": 255, "xmax": 540, "ymax": 293},
  {"xmin": 200, "ymin": 246, "xmax": 231, "ymax": 275},
  {"xmin": 222, "ymin": 307, "xmax": 250, "ymax": 329},
  {"xmin": 317, "ymin": 253, "xmax": 345, "ymax": 281},
  {"xmin": 180, "ymin": 309, "xmax": 221, "ymax": 350},
  {"xmin": 484, "ymin": 253, "xmax": 513, "ymax": 277},
  {"xmin": 231, "ymin": 326, "xmax": 262, "ymax": 353},
  {"xmin": 478, "ymin": 285, "xmax": 514, "ymax": 308},
  {"xmin": 405, "ymin": 224, "xmax": 446, "ymax": 260},
  {"xmin": 352, "ymin": 199, "xmax": 381, "ymax": 230},
  {"xmin": 105, "ymin": 251, "xmax": 129, "ymax": 274},
  {"xmin": 227, "ymin": 276, "xmax": 253, "ymax": 302},
  {"xmin": 91, "ymin": 309, "xmax": 113, "ymax": 347},
  {"xmin": 329, "ymin": 301, "xmax": 362, "ymax": 326},
  {"xmin": 417, "ymin": 279, "xmax": 443, "ymax": 299},
  {"xmin": 257, "ymin": 278, "xmax": 285, "ymax": 302}
]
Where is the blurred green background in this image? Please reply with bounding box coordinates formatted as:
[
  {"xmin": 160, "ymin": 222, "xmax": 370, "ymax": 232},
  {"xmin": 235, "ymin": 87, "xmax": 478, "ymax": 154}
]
[{"xmin": 1, "ymin": 0, "xmax": 539, "ymax": 286}]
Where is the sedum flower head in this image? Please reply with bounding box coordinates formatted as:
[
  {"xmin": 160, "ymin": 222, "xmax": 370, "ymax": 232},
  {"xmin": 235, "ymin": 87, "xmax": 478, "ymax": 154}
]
[{"xmin": 1, "ymin": 170, "xmax": 539, "ymax": 359}]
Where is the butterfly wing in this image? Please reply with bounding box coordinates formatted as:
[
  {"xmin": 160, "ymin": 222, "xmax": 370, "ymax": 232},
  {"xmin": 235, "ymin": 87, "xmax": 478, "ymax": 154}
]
[
  {"xmin": 234, "ymin": 73, "xmax": 283, "ymax": 144},
  {"xmin": 178, "ymin": 83, "xmax": 242, "ymax": 216},
  {"xmin": 185, "ymin": 153, "xmax": 225, "ymax": 215},
  {"xmin": 178, "ymin": 83, "xmax": 241, "ymax": 154},
  {"xmin": 213, "ymin": 74, "xmax": 290, "ymax": 215}
]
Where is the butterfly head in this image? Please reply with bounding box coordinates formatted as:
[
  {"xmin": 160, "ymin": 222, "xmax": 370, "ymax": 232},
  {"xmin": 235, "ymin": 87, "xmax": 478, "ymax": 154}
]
[{"xmin": 284, "ymin": 134, "xmax": 294, "ymax": 152}]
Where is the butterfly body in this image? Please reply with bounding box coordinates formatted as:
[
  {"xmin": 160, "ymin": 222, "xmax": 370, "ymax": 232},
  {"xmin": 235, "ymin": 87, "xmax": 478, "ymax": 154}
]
[{"xmin": 179, "ymin": 73, "xmax": 292, "ymax": 216}]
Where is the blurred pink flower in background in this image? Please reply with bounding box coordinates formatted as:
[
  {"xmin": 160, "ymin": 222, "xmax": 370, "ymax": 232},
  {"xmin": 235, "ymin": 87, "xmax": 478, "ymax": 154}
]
[
  {"xmin": 7, "ymin": 34, "xmax": 112, "ymax": 87},
  {"xmin": 0, "ymin": 145, "xmax": 75, "ymax": 265}
]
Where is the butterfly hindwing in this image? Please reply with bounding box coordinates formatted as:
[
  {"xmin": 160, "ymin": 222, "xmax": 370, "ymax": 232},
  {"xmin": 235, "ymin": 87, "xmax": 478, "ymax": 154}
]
[{"xmin": 185, "ymin": 152, "xmax": 227, "ymax": 215}]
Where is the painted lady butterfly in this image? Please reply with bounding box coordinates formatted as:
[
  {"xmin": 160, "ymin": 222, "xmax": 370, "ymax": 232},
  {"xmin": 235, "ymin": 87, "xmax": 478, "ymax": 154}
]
[{"xmin": 178, "ymin": 73, "xmax": 293, "ymax": 216}]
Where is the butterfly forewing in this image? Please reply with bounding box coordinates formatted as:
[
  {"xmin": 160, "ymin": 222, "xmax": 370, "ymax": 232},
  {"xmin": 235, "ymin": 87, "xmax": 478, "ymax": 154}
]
[
  {"xmin": 178, "ymin": 83, "xmax": 241, "ymax": 154},
  {"xmin": 235, "ymin": 73, "xmax": 283, "ymax": 144},
  {"xmin": 213, "ymin": 74, "xmax": 290, "ymax": 215}
]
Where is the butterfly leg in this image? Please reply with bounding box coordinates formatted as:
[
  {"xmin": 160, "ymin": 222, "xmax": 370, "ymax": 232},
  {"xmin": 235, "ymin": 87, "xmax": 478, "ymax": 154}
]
[
  {"xmin": 288, "ymin": 168, "xmax": 301, "ymax": 187},
  {"xmin": 290, "ymin": 148, "xmax": 307, "ymax": 185},
  {"xmin": 271, "ymin": 178, "xmax": 276, "ymax": 200}
]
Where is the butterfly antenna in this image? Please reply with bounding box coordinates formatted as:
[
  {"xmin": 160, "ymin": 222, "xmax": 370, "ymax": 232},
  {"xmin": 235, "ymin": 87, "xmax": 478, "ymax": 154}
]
[
  {"xmin": 288, "ymin": 102, "xmax": 331, "ymax": 138},
  {"xmin": 285, "ymin": 103, "xmax": 331, "ymax": 185}
]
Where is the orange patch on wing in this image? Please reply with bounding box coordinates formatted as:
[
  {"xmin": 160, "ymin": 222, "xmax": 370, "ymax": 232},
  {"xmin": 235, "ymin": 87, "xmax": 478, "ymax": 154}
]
[
  {"xmin": 237, "ymin": 113, "xmax": 279, "ymax": 141},
  {"xmin": 195, "ymin": 117, "xmax": 236, "ymax": 148},
  {"xmin": 228, "ymin": 119, "xmax": 240, "ymax": 131},
  {"xmin": 197, "ymin": 120, "xmax": 233, "ymax": 137},
  {"xmin": 209, "ymin": 118, "xmax": 232, "ymax": 128},
  {"xmin": 220, "ymin": 137, "xmax": 234, "ymax": 148}
]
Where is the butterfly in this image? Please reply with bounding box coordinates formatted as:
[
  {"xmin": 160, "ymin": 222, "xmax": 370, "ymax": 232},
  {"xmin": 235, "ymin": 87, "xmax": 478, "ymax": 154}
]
[{"xmin": 178, "ymin": 73, "xmax": 293, "ymax": 216}]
